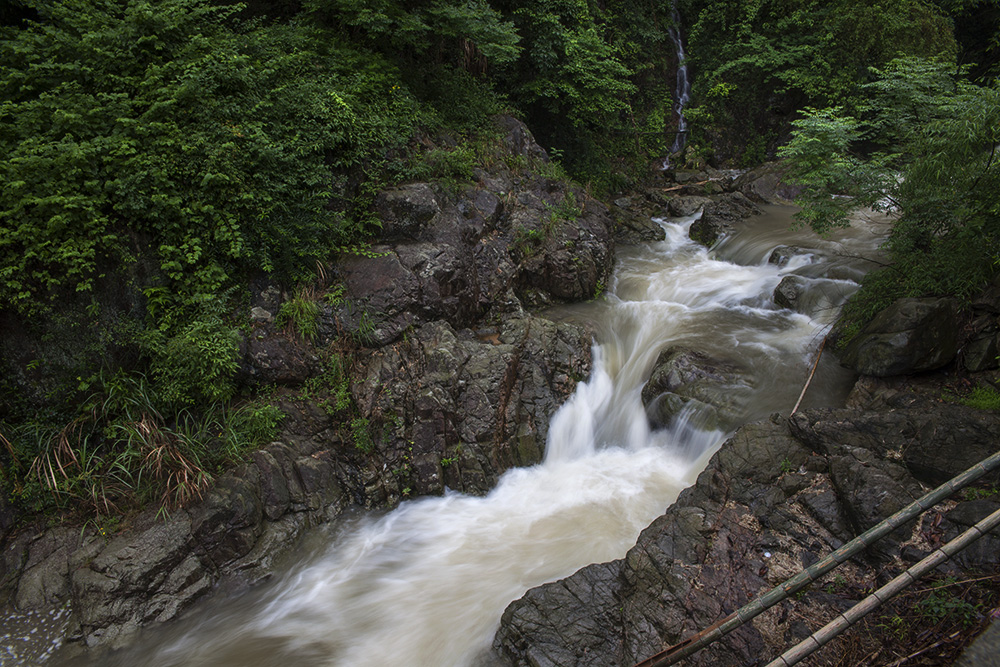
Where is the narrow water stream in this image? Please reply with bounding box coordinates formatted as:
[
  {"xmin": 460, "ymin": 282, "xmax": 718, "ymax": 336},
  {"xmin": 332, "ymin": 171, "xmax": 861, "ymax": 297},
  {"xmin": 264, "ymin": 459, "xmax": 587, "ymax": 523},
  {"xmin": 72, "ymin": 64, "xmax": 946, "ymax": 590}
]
[{"xmin": 55, "ymin": 206, "xmax": 886, "ymax": 667}]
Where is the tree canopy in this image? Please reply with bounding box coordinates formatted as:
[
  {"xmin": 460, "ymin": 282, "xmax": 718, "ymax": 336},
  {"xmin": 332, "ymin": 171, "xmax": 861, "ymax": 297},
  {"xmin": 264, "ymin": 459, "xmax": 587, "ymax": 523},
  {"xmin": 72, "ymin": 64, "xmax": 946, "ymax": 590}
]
[{"xmin": 778, "ymin": 57, "xmax": 1000, "ymax": 338}]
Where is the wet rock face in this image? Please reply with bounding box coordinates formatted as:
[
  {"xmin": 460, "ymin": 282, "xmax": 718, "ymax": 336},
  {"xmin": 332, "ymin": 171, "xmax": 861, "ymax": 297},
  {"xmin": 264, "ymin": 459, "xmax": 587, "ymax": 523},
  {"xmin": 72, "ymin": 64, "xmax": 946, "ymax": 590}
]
[
  {"xmin": 352, "ymin": 316, "xmax": 593, "ymax": 498},
  {"xmin": 329, "ymin": 147, "xmax": 614, "ymax": 343},
  {"xmin": 840, "ymin": 297, "xmax": 959, "ymax": 376},
  {"xmin": 0, "ymin": 437, "xmax": 350, "ymax": 651},
  {"xmin": 641, "ymin": 347, "xmax": 754, "ymax": 430},
  {"xmin": 688, "ymin": 192, "xmax": 761, "ymax": 246},
  {"xmin": 490, "ymin": 398, "xmax": 1000, "ymax": 667},
  {"xmin": 732, "ymin": 162, "xmax": 804, "ymax": 204}
]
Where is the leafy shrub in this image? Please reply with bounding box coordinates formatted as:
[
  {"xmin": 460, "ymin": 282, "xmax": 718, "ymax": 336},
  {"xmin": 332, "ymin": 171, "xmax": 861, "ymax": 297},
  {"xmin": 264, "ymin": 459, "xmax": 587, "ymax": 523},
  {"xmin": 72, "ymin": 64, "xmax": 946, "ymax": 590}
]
[
  {"xmin": 149, "ymin": 315, "xmax": 241, "ymax": 408},
  {"xmin": 0, "ymin": 0, "xmax": 420, "ymax": 317}
]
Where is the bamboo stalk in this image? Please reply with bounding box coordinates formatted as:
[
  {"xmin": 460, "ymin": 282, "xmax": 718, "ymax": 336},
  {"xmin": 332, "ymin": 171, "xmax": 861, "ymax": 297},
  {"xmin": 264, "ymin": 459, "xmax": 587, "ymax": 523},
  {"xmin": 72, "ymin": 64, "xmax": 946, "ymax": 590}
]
[
  {"xmin": 632, "ymin": 447, "xmax": 1000, "ymax": 667},
  {"xmin": 767, "ymin": 505, "xmax": 1000, "ymax": 666}
]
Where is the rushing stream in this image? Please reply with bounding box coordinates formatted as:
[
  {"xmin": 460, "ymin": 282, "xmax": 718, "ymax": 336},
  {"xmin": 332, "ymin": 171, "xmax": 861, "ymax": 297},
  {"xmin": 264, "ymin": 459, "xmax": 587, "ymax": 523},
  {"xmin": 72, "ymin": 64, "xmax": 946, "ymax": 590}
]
[{"xmin": 46, "ymin": 205, "xmax": 885, "ymax": 667}]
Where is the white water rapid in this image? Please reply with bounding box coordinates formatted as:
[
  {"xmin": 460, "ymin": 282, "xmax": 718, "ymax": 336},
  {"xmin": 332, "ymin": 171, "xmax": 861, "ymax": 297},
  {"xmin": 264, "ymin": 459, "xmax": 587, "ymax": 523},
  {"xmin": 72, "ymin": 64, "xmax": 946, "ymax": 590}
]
[{"xmin": 46, "ymin": 206, "xmax": 884, "ymax": 667}]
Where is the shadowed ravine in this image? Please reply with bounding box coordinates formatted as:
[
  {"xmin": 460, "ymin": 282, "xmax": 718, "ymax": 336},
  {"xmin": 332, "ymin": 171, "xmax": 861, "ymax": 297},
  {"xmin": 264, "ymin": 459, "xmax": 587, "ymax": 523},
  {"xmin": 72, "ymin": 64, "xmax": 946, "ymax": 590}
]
[{"xmin": 67, "ymin": 207, "xmax": 884, "ymax": 667}]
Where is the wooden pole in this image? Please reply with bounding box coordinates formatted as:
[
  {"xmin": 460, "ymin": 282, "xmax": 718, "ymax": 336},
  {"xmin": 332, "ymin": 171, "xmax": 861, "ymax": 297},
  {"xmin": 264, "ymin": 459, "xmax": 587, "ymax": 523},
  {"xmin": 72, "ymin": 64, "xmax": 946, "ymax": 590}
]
[{"xmin": 790, "ymin": 335, "xmax": 827, "ymax": 416}]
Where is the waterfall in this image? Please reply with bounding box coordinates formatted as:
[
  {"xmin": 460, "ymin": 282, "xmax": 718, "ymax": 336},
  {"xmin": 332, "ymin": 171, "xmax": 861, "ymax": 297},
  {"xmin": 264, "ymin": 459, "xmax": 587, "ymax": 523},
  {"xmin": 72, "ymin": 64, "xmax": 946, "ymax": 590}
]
[
  {"xmin": 664, "ymin": 0, "xmax": 690, "ymax": 167},
  {"xmin": 51, "ymin": 207, "xmax": 885, "ymax": 667}
]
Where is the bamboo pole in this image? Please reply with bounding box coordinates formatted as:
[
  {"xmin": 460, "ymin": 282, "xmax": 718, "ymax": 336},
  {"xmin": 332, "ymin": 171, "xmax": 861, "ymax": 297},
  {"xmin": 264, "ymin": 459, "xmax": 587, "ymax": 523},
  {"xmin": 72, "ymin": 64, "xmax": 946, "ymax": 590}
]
[
  {"xmin": 632, "ymin": 447, "xmax": 1000, "ymax": 667},
  {"xmin": 768, "ymin": 504, "xmax": 1000, "ymax": 666}
]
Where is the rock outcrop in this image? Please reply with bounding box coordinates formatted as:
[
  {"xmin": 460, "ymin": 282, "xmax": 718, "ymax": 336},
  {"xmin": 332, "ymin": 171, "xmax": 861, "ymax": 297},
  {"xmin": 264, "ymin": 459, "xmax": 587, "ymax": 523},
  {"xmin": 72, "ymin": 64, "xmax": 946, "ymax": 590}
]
[
  {"xmin": 491, "ymin": 390, "xmax": 1000, "ymax": 666},
  {"xmin": 688, "ymin": 192, "xmax": 761, "ymax": 246},
  {"xmin": 641, "ymin": 347, "xmax": 754, "ymax": 431},
  {"xmin": 840, "ymin": 297, "xmax": 959, "ymax": 376}
]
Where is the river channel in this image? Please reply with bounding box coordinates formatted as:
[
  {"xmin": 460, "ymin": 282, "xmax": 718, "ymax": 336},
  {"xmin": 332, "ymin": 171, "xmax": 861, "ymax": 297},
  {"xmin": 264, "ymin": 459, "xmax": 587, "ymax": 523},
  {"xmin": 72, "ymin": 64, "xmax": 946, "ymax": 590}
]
[{"xmin": 51, "ymin": 204, "xmax": 886, "ymax": 667}]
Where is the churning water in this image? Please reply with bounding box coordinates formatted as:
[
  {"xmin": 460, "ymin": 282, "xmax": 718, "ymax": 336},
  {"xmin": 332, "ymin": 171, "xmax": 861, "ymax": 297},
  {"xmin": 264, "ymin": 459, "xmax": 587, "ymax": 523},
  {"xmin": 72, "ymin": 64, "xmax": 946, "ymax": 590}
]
[{"xmin": 43, "ymin": 206, "xmax": 885, "ymax": 667}]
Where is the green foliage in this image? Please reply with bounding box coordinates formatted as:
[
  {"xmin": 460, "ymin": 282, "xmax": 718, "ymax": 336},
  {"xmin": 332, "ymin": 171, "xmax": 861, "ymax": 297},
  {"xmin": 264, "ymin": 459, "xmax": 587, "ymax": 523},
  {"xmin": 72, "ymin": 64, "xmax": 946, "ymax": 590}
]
[
  {"xmin": 148, "ymin": 314, "xmax": 241, "ymax": 408},
  {"xmin": 918, "ymin": 580, "xmax": 982, "ymax": 627},
  {"xmin": 777, "ymin": 107, "xmax": 897, "ymax": 233},
  {"xmin": 679, "ymin": 0, "xmax": 958, "ymax": 162},
  {"xmin": 781, "ymin": 58, "xmax": 1000, "ymax": 340},
  {"xmin": 957, "ymin": 386, "xmax": 1000, "ymax": 411},
  {"xmin": 962, "ymin": 483, "xmax": 1000, "ymax": 501},
  {"xmin": 305, "ymin": 0, "xmax": 521, "ymax": 69},
  {"xmin": 350, "ymin": 416, "xmax": 374, "ymax": 453},
  {"xmin": 1, "ymin": 370, "xmax": 285, "ymax": 518},
  {"xmin": 0, "ymin": 0, "xmax": 420, "ymax": 316},
  {"xmin": 301, "ymin": 351, "xmax": 353, "ymax": 416},
  {"xmin": 276, "ymin": 292, "xmax": 321, "ymax": 342}
]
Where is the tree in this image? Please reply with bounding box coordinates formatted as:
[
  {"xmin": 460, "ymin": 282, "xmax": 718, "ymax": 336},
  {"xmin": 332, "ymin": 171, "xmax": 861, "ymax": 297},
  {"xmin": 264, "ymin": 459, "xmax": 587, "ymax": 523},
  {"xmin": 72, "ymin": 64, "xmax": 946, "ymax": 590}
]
[{"xmin": 778, "ymin": 57, "xmax": 1000, "ymax": 336}]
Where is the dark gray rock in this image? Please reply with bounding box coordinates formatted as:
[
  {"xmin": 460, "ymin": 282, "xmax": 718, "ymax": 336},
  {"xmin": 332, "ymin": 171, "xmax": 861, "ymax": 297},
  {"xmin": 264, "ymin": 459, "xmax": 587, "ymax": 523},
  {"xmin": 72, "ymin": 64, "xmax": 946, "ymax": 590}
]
[
  {"xmin": 611, "ymin": 198, "xmax": 667, "ymax": 244},
  {"xmin": 70, "ymin": 516, "xmax": 210, "ymax": 648},
  {"xmin": 938, "ymin": 500, "xmax": 1000, "ymax": 570},
  {"xmin": 688, "ymin": 192, "xmax": 761, "ymax": 247},
  {"xmin": 495, "ymin": 115, "xmax": 549, "ymax": 163},
  {"xmin": 773, "ymin": 275, "xmax": 808, "ymax": 310},
  {"xmin": 732, "ymin": 162, "xmax": 804, "ymax": 204},
  {"xmin": 0, "ymin": 494, "xmax": 15, "ymax": 544},
  {"xmin": 673, "ymin": 169, "xmax": 707, "ymax": 184},
  {"xmin": 667, "ymin": 195, "xmax": 711, "ymax": 217},
  {"xmin": 240, "ymin": 328, "xmax": 310, "ymax": 386},
  {"xmin": 191, "ymin": 471, "xmax": 264, "ymax": 569},
  {"xmin": 970, "ymin": 273, "xmax": 1000, "ymax": 314},
  {"xmin": 840, "ymin": 297, "xmax": 959, "ymax": 376},
  {"xmin": 789, "ymin": 404, "xmax": 1000, "ymax": 487},
  {"xmin": 964, "ymin": 334, "xmax": 999, "ymax": 372},
  {"xmin": 641, "ymin": 348, "xmax": 754, "ymax": 429},
  {"xmin": 769, "ymin": 245, "xmax": 811, "ymax": 267},
  {"xmin": 491, "ymin": 401, "xmax": 1000, "ymax": 666},
  {"xmin": 515, "ymin": 195, "xmax": 614, "ymax": 304},
  {"xmin": 375, "ymin": 183, "xmax": 441, "ymax": 241},
  {"xmin": 351, "ymin": 316, "xmax": 592, "ymax": 498},
  {"xmin": 330, "ymin": 179, "xmax": 614, "ymax": 344},
  {"xmin": 957, "ymin": 619, "xmax": 1000, "ymax": 667}
]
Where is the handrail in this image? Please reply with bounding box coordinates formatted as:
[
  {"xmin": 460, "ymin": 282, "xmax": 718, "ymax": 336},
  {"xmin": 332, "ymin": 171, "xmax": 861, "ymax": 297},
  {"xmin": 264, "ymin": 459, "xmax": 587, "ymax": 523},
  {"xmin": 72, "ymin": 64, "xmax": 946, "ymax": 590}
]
[{"xmin": 633, "ymin": 447, "xmax": 1000, "ymax": 667}]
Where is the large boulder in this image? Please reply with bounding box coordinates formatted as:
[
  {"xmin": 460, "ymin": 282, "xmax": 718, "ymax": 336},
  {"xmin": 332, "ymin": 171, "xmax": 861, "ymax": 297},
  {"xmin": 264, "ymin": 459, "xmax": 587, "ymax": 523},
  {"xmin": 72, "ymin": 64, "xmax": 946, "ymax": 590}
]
[
  {"xmin": 839, "ymin": 297, "xmax": 959, "ymax": 376},
  {"xmin": 688, "ymin": 192, "xmax": 761, "ymax": 246},
  {"xmin": 610, "ymin": 195, "xmax": 667, "ymax": 245},
  {"xmin": 374, "ymin": 183, "xmax": 442, "ymax": 241},
  {"xmin": 641, "ymin": 348, "xmax": 754, "ymax": 430},
  {"xmin": 351, "ymin": 316, "xmax": 593, "ymax": 497},
  {"xmin": 329, "ymin": 169, "xmax": 614, "ymax": 344},
  {"xmin": 732, "ymin": 162, "xmax": 804, "ymax": 204}
]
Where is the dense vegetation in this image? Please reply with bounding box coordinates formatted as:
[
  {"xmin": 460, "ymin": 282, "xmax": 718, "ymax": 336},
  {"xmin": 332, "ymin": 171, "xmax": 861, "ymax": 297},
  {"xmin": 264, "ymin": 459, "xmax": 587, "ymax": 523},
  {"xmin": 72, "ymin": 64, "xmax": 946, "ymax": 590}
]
[
  {"xmin": 779, "ymin": 58, "xmax": 1000, "ymax": 341},
  {"xmin": 1, "ymin": 0, "xmax": 997, "ymax": 521}
]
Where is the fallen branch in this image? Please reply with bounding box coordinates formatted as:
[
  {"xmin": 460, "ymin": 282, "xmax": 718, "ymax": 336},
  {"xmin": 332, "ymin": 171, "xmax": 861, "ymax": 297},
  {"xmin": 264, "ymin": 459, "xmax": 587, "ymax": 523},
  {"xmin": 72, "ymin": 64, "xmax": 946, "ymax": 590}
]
[{"xmin": 790, "ymin": 335, "xmax": 828, "ymax": 416}]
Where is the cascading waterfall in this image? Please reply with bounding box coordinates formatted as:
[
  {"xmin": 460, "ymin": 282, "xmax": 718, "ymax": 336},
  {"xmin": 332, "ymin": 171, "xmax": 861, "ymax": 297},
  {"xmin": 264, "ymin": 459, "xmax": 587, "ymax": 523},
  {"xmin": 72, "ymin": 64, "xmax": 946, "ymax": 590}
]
[
  {"xmin": 662, "ymin": 0, "xmax": 691, "ymax": 169},
  {"xmin": 667, "ymin": 0, "xmax": 690, "ymax": 156},
  {"xmin": 52, "ymin": 207, "xmax": 883, "ymax": 667}
]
